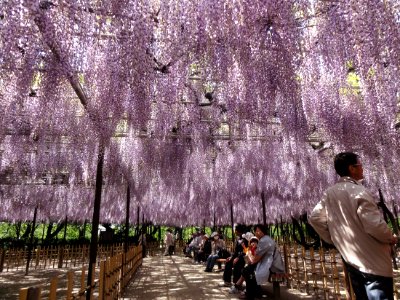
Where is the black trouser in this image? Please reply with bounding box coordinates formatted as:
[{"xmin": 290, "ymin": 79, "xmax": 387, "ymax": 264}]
[
  {"xmin": 344, "ymin": 261, "xmax": 394, "ymax": 300},
  {"xmin": 242, "ymin": 263, "xmax": 257, "ymax": 279},
  {"xmin": 197, "ymin": 250, "xmax": 211, "ymax": 262},
  {"xmin": 223, "ymin": 257, "xmax": 245, "ymax": 283},
  {"xmin": 243, "ymin": 264, "xmax": 261, "ymax": 300}
]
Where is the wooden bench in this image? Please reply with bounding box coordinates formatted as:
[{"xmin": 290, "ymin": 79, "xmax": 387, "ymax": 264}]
[
  {"xmin": 269, "ymin": 273, "xmax": 288, "ymax": 299},
  {"xmin": 216, "ymin": 258, "xmax": 227, "ymax": 270}
]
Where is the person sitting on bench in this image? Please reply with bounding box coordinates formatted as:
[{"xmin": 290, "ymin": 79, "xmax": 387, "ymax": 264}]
[
  {"xmin": 218, "ymin": 224, "xmax": 247, "ymax": 287},
  {"xmin": 204, "ymin": 232, "xmax": 226, "ymax": 272},
  {"xmin": 240, "ymin": 224, "xmax": 284, "ymax": 300},
  {"xmin": 229, "ymin": 235, "xmax": 258, "ymax": 294}
]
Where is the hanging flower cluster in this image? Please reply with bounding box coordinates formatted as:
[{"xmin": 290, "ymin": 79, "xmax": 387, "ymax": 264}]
[{"xmin": 0, "ymin": 0, "xmax": 399, "ymax": 226}]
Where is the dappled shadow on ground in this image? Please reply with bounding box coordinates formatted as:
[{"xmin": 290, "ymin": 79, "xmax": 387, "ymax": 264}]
[
  {"xmin": 0, "ymin": 268, "xmax": 68, "ymax": 299},
  {"xmin": 122, "ymin": 254, "xmax": 313, "ymax": 300},
  {"xmin": 1, "ymin": 252, "xmax": 362, "ymax": 299},
  {"xmin": 122, "ymin": 254, "xmax": 234, "ymax": 299},
  {"xmin": 0, "ymin": 266, "xmax": 92, "ymax": 300}
]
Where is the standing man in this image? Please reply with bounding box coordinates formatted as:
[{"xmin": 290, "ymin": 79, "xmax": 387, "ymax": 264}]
[
  {"xmin": 309, "ymin": 152, "xmax": 397, "ymax": 300},
  {"xmin": 164, "ymin": 228, "xmax": 175, "ymax": 256}
]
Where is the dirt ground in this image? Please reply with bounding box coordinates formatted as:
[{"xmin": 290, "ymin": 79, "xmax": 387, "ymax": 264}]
[
  {"xmin": 121, "ymin": 254, "xmax": 313, "ymax": 300},
  {"xmin": 0, "ymin": 254, "xmax": 312, "ymax": 300},
  {"xmin": 0, "ymin": 266, "xmax": 91, "ymax": 300}
]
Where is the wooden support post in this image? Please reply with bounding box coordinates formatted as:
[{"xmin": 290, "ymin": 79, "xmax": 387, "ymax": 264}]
[
  {"xmin": 261, "ymin": 191, "xmax": 266, "ymax": 226},
  {"xmin": 310, "ymin": 247, "xmax": 318, "ymax": 294},
  {"xmin": 120, "ymin": 253, "xmax": 125, "ymax": 291},
  {"xmin": 25, "ymin": 205, "xmax": 38, "ymax": 276},
  {"xmin": 293, "ymin": 243, "xmax": 301, "ymax": 290},
  {"xmin": 19, "ymin": 287, "xmax": 41, "ymax": 300},
  {"xmin": 301, "ymin": 246, "xmax": 310, "ymax": 294},
  {"xmin": 283, "ymin": 238, "xmax": 291, "ymax": 289},
  {"xmin": 35, "ymin": 246, "xmax": 40, "ymax": 269},
  {"xmin": 329, "ymin": 249, "xmax": 341, "ymax": 299},
  {"xmin": 319, "ymin": 246, "xmax": 329, "ymax": 300},
  {"xmin": 99, "ymin": 260, "xmax": 106, "ymax": 300},
  {"xmin": 66, "ymin": 271, "xmax": 74, "ymax": 300},
  {"xmin": 86, "ymin": 146, "xmax": 104, "ymax": 300},
  {"xmin": 57, "ymin": 247, "xmax": 64, "ymax": 269},
  {"xmin": 49, "ymin": 277, "xmax": 58, "ymax": 300},
  {"xmin": 19, "ymin": 288, "xmax": 28, "ymax": 300}
]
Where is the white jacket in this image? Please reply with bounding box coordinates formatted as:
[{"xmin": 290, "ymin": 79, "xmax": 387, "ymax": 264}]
[{"xmin": 309, "ymin": 177, "xmax": 394, "ymax": 277}]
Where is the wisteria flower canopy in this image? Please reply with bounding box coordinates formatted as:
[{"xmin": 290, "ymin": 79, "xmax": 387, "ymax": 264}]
[{"xmin": 1, "ymin": 0, "xmax": 399, "ymax": 226}]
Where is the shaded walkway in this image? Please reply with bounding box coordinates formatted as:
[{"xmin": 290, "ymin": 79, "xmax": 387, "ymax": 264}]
[{"xmin": 122, "ymin": 254, "xmax": 313, "ymax": 300}]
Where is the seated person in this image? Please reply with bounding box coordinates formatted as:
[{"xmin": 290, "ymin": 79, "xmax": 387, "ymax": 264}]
[
  {"xmin": 186, "ymin": 232, "xmax": 203, "ymax": 259},
  {"xmin": 229, "ymin": 235, "xmax": 258, "ymax": 294},
  {"xmin": 220, "ymin": 224, "xmax": 247, "ymax": 287},
  {"xmin": 240, "ymin": 224, "xmax": 285, "ymax": 300},
  {"xmin": 184, "ymin": 233, "xmax": 196, "ymax": 257},
  {"xmin": 204, "ymin": 232, "xmax": 226, "ymax": 272},
  {"xmin": 196, "ymin": 234, "xmax": 212, "ymax": 263}
]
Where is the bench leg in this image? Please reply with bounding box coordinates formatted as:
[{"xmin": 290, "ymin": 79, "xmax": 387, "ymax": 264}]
[{"xmin": 273, "ymin": 282, "xmax": 280, "ymax": 299}]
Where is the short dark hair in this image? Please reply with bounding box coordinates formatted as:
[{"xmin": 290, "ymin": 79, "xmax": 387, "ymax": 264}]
[
  {"xmin": 334, "ymin": 152, "xmax": 359, "ymax": 177},
  {"xmin": 254, "ymin": 224, "xmax": 269, "ymax": 235},
  {"xmin": 235, "ymin": 224, "xmax": 247, "ymax": 234}
]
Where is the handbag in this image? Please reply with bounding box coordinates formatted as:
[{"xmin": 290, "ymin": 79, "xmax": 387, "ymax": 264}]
[{"xmin": 268, "ymin": 246, "xmax": 286, "ymax": 282}]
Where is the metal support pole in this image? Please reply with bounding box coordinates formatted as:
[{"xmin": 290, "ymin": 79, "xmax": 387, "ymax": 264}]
[
  {"xmin": 230, "ymin": 204, "xmax": 234, "ymax": 241},
  {"xmin": 261, "ymin": 191, "xmax": 267, "ymax": 226},
  {"xmin": 213, "ymin": 211, "xmax": 216, "ymax": 232},
  {"xmin": 124, "ymin": 185, "xmax": 131, "ymax": 254},
  {"xmin": 25, "ymin": 205, "xmax": 38, "ymax": 275},
  {"xmin": 136, "ymin": 206, "xmax": 140, "ymax": 236},
  {"xmin": 86, "ymin": 146, "xmax": 104, "ymax": 300},
  {"xmin": 63, "ymin": 215, "xmax": 68, "ymax": 243},
  {"xmin": 141, "ymin": 213, "xmax": 144, "ymax": 243},
  {"xmin": 41, "ymin": 223, "xmax": 46, "ymax": 244}
]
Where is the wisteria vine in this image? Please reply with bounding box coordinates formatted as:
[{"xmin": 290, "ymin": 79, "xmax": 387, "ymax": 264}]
[{"xmin": 0, "ymin": 0, "xmax": 399, "ymax": 226}]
